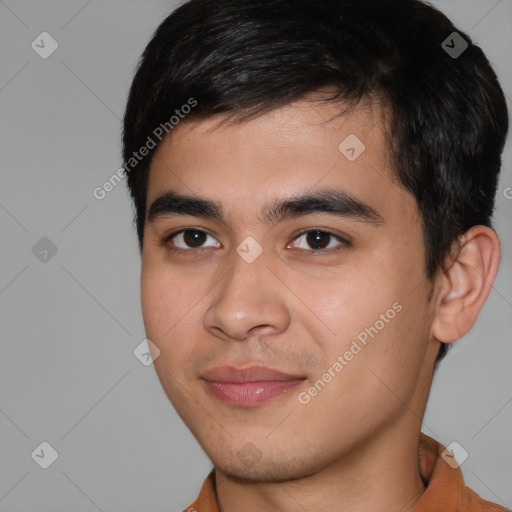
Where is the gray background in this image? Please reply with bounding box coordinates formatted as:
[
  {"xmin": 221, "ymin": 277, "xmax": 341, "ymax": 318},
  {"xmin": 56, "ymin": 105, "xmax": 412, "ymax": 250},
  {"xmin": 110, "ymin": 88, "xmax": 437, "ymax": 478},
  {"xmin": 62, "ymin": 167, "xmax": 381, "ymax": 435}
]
[{"xmin": 0, "ymin": 0, "xmax": 511, "ymax": 510}]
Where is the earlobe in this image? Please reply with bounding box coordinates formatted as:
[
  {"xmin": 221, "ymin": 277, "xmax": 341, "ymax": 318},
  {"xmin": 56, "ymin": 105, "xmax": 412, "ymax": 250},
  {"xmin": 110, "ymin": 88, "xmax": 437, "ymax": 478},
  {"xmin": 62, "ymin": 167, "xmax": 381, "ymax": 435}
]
[{"xmin": 431, "ymin": 225, "xmax": 501, "ymax": 344}]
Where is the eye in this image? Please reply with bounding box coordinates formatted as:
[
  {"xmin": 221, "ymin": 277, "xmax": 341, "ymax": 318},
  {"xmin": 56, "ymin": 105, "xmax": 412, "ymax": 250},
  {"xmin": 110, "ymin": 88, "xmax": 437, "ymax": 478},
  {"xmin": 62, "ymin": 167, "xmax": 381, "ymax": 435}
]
[
  {"xmin": 161, "ymin": 228, "xmax": 221, "ymax": 251},
  {"xmin": 160, "ymin": 227, "xmax": 350, "ymax": 254},
  {"xmin": 288, "ymin": 229, "xmax": 349, "ymax": 253}
]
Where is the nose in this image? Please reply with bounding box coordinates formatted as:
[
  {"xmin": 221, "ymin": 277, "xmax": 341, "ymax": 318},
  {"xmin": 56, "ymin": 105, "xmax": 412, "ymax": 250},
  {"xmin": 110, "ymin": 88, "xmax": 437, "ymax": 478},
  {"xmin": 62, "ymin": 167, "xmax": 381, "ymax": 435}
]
[{"xmin": 203, "ymin": 250, "xmax": 291, "ymax": 342}]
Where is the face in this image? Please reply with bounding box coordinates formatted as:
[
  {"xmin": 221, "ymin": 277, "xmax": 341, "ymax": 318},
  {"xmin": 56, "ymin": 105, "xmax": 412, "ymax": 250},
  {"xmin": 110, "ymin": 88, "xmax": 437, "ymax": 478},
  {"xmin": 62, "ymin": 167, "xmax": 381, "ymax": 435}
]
[{"xmin": 141, "ymin": 96, "xmax": 439, "ymax": 482}]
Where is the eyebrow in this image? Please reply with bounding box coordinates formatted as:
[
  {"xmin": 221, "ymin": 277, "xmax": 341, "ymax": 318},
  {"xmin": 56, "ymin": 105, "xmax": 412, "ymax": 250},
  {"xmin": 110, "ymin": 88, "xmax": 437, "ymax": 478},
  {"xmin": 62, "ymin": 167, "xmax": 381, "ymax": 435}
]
[{"xmin": 147, "ymin": 188, "xmax": 383, "ymax": 226}]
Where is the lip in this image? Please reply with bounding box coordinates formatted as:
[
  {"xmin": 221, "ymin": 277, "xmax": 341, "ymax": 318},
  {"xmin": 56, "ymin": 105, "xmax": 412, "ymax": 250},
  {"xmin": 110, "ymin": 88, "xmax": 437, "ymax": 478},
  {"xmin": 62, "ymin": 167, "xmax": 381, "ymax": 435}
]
[{"xmin": 201, "ymin": 365, "xmax": 306, "ymax": 407}]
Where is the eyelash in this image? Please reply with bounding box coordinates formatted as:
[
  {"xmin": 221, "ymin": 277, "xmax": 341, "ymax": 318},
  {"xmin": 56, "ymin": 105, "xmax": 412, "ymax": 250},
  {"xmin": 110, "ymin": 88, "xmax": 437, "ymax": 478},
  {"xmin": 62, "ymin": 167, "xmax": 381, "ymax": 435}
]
[{"xmin": 158, "ymin": 228, "xmax": 351, "ymax": 256}]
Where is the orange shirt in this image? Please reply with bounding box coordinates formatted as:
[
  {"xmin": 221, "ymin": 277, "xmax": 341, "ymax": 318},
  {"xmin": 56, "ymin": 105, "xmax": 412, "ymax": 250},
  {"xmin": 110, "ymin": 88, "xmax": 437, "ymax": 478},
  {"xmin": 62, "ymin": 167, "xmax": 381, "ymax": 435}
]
[{"xmin": 183, "ymin": 432, "xmax": 509, "ymax": 512}]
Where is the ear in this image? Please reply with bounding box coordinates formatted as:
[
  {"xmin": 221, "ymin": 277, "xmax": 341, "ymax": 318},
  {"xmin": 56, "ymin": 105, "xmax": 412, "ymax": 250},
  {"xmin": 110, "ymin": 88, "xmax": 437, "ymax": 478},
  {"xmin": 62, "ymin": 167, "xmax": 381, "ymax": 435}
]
[{"xmin": 431, "ymin": 225, "xmax": 501, "ymax": 343}]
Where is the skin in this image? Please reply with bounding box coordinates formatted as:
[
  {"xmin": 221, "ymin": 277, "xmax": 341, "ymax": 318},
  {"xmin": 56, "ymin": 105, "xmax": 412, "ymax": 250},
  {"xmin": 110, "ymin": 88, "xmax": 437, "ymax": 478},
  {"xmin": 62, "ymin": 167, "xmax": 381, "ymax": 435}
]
[{"xmin": 140, "ymin": 94, "xmax": 500, "ymax": 512}]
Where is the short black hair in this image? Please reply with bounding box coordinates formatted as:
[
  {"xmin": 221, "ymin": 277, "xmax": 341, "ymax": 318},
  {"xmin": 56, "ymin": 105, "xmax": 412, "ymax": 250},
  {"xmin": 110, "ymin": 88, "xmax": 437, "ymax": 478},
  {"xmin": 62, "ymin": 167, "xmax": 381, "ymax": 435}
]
[{"xmin": 122, "ymin": 0, "xmax": 509, "ymax": 365}]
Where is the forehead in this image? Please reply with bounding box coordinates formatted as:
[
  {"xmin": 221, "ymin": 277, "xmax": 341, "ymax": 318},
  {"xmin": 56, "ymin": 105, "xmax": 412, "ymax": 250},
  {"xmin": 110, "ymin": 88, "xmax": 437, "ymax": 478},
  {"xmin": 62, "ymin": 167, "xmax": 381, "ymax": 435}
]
[
  {"xmin": 157, "ymin": 97, "xmax": 388, "ymax": 166},
  {"xmin": 145, "ymin": 97, "xmax": 417, "ymax": 230}
]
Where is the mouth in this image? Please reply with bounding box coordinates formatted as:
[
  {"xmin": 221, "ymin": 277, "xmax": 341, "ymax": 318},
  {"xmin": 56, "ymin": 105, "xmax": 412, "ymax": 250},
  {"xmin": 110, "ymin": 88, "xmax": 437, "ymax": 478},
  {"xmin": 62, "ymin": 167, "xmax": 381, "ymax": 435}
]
[{"xmin": 200, "ymin": 365, "xmax": 306, "ymax": 407}]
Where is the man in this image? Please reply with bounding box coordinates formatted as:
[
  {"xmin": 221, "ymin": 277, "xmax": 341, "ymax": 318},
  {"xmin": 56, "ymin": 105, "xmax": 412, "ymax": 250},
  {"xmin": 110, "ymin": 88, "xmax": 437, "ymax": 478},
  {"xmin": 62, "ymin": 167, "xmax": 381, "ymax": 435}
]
[{"xmin": 122, "ymin": 0, "xmax": 509, "ymax": 510}]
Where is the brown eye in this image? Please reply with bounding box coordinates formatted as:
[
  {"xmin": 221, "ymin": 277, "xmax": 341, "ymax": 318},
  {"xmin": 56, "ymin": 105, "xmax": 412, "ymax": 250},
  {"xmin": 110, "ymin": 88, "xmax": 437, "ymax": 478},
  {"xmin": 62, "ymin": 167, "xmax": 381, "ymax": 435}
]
[
  {"xmin": 290, "ymin": 229, "xmax": 348, "ymax": 252},
  {"xmin": 182, "ymin": 230, "xmax": 208, "ymax": 248},
  {"xmin": 165, "ymin": 229, "xmax": 221, "ymax": 250},
  {"xmin": 305, "ymin": 230, "xmax": 331, "ymax": 250}
]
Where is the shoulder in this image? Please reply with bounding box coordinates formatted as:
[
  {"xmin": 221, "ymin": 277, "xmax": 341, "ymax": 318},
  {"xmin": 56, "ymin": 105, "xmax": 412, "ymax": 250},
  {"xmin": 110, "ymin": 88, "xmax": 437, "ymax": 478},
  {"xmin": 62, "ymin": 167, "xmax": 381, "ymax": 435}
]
[{"xmin": 461, "ymin": 485, "xmax": 510, "ymax": 512}]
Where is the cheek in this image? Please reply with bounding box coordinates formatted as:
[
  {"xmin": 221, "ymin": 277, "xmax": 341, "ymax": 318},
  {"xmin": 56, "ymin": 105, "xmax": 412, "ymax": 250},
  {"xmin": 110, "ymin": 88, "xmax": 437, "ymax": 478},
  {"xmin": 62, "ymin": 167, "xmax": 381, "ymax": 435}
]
[
  {"xmin": 140, "ymin": 261, "xmax": 201, "ymax": 345},
  {"xmin": 303, "ymin": 299, "xmax": 429, "ymax": 438},
  {"xmin": 141, "ymin": 265, "xmax": 169, "ymax": 337},
  {"xmin": 141, "ymin": 265, "xmax": 204, "ymax": 399},
  {"xmin": 306, "ymin": 254, "xmax": 430, "ymax": 395},
  {"xmin": 354, "ymin": 286, "xmax": 432, "ymax": 412},
  {"xmin": 301, "ymin": 265, "xmax": 401, "ymax": 349}
]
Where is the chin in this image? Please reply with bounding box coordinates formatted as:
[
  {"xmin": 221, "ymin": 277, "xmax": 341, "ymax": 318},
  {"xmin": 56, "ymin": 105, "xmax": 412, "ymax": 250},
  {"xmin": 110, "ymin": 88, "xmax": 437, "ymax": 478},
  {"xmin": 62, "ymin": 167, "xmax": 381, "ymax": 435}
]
[{"xmin": 208, "ymin": 448, "xmax": 320, "ymax": 484}]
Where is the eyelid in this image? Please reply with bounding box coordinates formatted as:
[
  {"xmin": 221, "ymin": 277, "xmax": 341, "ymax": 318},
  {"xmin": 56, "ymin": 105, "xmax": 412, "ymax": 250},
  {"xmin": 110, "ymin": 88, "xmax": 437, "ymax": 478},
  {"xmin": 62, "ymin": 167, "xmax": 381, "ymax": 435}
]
[
  {"xmin": 160, "ymin": 227, "xmax": 219, "ymax": 250},
  {"xmin": 160, "ymin": 227, "xmax": 351, "ymax": 253},
  {"xmin": 289, "ymin": 227, "xmax": 352, "ymax": 245},
  {"xmin": 287, "ymin": 228, "xmax": 351, "ymax": 253}
]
